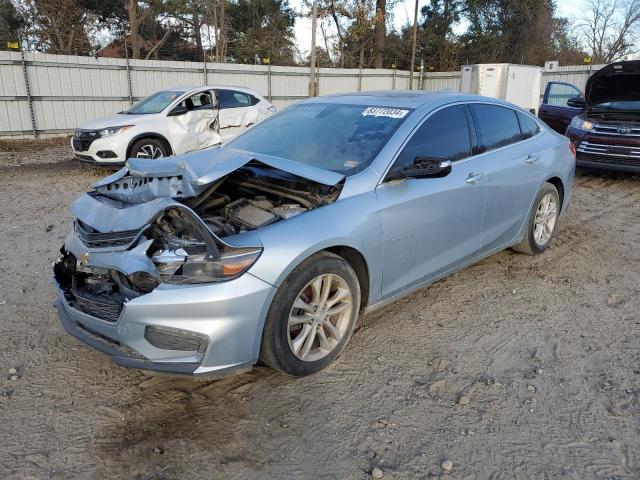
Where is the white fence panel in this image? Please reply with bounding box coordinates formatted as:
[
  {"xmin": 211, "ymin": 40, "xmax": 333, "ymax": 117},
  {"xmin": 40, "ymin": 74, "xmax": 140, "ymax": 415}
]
[
  {"xmin": 318, "ymin": 68, "xmax": 362, "ymax": 96},
  {"xmin": 0, "ymin": 52, "xmax": 606, "ymax": 139},
  {"xmin": 422, "ymin": 71, "xmax": 460, "ymax": 91}
]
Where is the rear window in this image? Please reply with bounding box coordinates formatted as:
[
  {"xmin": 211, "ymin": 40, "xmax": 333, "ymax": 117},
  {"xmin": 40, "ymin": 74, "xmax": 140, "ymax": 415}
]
[
  {"xmin": 216, "ymin": 89, "xmax": 252, "ymax": 109},
  {"xmin": 517, "ymin": 112, "xmax": 541, "ymax": 139},
  {"xmin": 471, "ymin": 104, "xmax": 522, "ymax": 153}
]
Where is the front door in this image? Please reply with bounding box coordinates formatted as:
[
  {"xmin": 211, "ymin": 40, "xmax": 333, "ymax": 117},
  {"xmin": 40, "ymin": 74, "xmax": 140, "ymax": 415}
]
[
  {"xmin": 538, "ymin": 82, "xmax": 583, "ymax": 134},
  {"xmin": 376, "ymin": 104, "xmax": 486, "ymax": 298}
]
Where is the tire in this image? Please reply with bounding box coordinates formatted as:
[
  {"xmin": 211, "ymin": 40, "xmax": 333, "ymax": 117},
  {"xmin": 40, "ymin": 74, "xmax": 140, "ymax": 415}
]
[
  {"xmin": 512, "ymin": 182, "xmax": 560, "ymax": 255},
  {"xmin": 129, "ymin": 138, "xmax": 168, "ymax": 159},
  {"xmin": 260, "ymin": 251, "xmax": 361, "ymax": 376}
]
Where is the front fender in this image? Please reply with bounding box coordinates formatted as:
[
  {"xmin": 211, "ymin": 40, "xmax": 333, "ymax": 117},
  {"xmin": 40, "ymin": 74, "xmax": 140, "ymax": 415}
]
[{"xmin": 245, "ymin": 190, "xmax": 383, "ymax": 305}]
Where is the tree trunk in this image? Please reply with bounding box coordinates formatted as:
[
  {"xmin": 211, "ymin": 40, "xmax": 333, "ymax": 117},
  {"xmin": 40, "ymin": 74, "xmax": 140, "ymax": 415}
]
[
  {"xmin": 192, "ymin": 7, "xmax": 203, "ymax": 54},
  {"xmin": 212, "ymin": 0, "xmax": 220, "ymax": 61},
  {"xmin": 219, "ymin": 0, "xmax": 227, "ymax": 61},
  {"xmin": 128, "ymin": 0, "xmax": 141, "ymax": 59},
  {"xmin": 145, "ymin": 27, "xmax": 173, "ymax": 59},
  {"xmin": 373, "ymin": 0, "xmax": 385, "ymax": 68}
]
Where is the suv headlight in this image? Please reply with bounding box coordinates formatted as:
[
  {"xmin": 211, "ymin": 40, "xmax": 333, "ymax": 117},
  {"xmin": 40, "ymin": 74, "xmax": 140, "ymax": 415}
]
[
  {"xmin": 98, "ymin": 125, "xmax": 133, "ymax": 137},
  {"xmin": 570, "ymin": 116, "xmax": 593, "ymax": 131},
  {"xmin": 149, "ymin": 208, "xmax": 262, "ymax": 284}
]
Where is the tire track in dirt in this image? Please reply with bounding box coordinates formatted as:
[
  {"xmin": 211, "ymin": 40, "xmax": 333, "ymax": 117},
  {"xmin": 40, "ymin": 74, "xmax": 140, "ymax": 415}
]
[{"xmin": 2, "ymin": 164, "xmax": 640, "ymax": 478}]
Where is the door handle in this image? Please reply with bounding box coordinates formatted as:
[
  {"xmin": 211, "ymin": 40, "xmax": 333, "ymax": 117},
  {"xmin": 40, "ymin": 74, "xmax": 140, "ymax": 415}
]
[
  {"xmin": 465, "ymin": 172, "xmax": 483, "ymax": 184},
  {"xmin": 525, "ymin": 153, "xmax": 540, "ymax": 164}
]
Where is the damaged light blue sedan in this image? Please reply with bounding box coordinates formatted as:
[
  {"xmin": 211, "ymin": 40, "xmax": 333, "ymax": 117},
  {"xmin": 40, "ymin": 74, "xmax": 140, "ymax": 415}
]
[{"xmin": 53, "ymin": 91, "xmax": 575, "ymax": 378}]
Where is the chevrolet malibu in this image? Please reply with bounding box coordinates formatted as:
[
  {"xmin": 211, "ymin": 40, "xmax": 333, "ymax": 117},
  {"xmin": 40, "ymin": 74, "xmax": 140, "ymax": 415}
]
[{"xmin": 53, "ymin": 91, "xmax": 575, "ymax": 378}]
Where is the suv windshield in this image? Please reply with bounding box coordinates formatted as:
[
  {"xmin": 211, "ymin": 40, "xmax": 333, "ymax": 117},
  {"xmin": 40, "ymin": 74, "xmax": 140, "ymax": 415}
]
[
  {"xmin": 226, "ymin": 103, "xmax": 412, "ymax": 175},
  {"xmin": 126, "ymin": 90, "xmax": 184, "ymax": 114}
]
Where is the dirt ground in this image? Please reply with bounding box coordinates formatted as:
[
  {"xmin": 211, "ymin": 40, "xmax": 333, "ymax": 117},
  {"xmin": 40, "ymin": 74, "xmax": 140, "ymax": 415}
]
[{"xmin": 1, "ymin": 147, "xmax": 639, "ymax": 480}]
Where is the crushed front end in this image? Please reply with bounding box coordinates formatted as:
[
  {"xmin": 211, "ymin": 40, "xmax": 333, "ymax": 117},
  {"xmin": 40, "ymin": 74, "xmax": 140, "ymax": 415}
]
[{"xmin": 52, "ymin": 152, "xmax": 342, "ymax": 377}]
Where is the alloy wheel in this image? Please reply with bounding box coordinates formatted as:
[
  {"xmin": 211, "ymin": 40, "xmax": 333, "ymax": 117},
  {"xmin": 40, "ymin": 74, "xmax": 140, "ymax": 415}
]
[
  {"xmin": 135, "ymin": 144, "xmax": 163, "ymax": 159},
  {"xmin": 533, "ymin": 192, "xmax": 558, "ymax": 247},
  {"xmin": 287, "ymin": 273, "xmax": 353, "ymax": 362}
]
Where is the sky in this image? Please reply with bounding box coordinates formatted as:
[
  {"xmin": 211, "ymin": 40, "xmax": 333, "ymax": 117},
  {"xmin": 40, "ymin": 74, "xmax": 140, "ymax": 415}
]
[{"xmin": 292, "ymin": 0, "xmax": 586, "ymax": 59}]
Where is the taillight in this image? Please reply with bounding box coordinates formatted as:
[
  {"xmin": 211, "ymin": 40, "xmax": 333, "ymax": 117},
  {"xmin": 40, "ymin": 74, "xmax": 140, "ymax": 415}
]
[{"xmin": 568, "ymin": 141, "xmax": 576, "ymax": 157}]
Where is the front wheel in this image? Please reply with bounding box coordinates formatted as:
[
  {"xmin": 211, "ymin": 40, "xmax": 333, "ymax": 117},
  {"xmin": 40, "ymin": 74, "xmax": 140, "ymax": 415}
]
[
  {"xmin": 129, "ymin": 138, "xmax": 168, "ymax": 159},
  {"xmin": 260, "ymin": 252, "xmax": 361, "ymax": 376},
  {"xmin": 512, "ymin": 183, "xmax": 560, "ymax": 255}
]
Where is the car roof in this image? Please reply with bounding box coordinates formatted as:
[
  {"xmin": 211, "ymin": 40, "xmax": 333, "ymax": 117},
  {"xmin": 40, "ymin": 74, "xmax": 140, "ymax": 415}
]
[
  {"xmin": 162, "ymin": 85, "xmax": 261, "ymax": 95},
  {"xmin": 303, "ymin": 90, "xmax": 514, "ymax": 109}
]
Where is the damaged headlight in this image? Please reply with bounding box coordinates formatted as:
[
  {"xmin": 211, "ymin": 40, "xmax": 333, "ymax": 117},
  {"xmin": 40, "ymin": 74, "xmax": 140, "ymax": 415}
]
[
  {"xmin": 150, "ymin": 208, "xmax": 261, "ymax": 284},
  {"xmin": 97, "ymin": 125, "xmax": 133, "ymax": 137},
  {"xmin": 152, "ymin": 247, "xmax": 261, "ymax": 284}
]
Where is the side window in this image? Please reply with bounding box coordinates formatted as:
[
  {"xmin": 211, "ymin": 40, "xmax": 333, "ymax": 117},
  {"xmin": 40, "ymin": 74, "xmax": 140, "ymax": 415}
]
[
  {"xmin": 517, "ymin": 112, "xmax": 541, "ymax": 139},
  {"xmin": 216, "ymin": 89, "xmax": 252, "ymax": 109},
  {"xmin": 545, "ymin": 83, "xmax": 582, "ymax": 107},
  {"xmin": 471, "ymin": 104, "xmax": 522, "ymax": 153},
  {"xmin": 250, "ymin": 95, "xmax": 260, "ymax": 106},
  {"xmin": 393, "ymin": 105, "xmax": 472, "ymax": 170},
  {"xmin": 178, "ymin": 91, "xmax": 213, "ymax": 111}
]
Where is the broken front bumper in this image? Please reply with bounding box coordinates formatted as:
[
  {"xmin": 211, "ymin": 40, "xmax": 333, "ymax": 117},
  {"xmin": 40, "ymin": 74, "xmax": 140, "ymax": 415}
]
[{"xmin": 53, "ymin": 263, "xmax": 276, "ymax": 378}]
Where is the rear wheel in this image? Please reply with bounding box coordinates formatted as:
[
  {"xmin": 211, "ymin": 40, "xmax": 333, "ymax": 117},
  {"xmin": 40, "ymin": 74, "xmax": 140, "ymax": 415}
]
[
  {"xmin": 129, "ymin": 138, "xmax": 168, "ymax": 159},
  {"xmin": 512, "ymin": 183, "xmax": 560, "ymax": 255},
  {"xmin": 260, "ymin": 252, "xmax": 360, "ymax": 376}
]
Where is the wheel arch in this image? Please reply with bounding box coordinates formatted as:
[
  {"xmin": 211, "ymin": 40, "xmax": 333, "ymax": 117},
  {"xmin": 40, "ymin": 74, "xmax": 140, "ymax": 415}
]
[
  {"xmin": 323, "ymin": 245, "xmax": 370, "ymax": 312},
  {"xmin": 545, "ymin": 176, "xmax": 565, "ymax": 211},
  {"xmin": 126, "ymin": 133, "xmax": 173, "ymax": 159}
]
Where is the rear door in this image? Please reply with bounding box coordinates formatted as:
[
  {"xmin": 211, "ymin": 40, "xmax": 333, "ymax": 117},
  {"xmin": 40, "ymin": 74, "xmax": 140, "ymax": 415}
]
[
  {"xmin": 215, "ymin": 89, "xmax": 260, "ymax": 142},
  {"xmin": 470, "ymin": 104, "xmax": 546, "ymax": 250},
  {"xmin": 538, "ymin": 82, "xmax": 583, "ymax": 134}
]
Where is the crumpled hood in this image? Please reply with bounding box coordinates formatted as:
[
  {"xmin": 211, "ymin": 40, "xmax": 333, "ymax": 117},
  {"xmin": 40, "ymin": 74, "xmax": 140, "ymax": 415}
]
[
  {"xmin": 91, "ymin": 147, "xmax": 345, "ymax": 204},
  {"xmin": 78, "ymin": 112, "xmax": 152, "ymax": 130},
  {"xmin": 586, "ymin": 61, "xmax": 640, "ymax": 108}
]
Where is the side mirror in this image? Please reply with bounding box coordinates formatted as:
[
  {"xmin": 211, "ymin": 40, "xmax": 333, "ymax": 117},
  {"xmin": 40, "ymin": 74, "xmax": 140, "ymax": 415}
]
[
  {"xmin": 386, "ymin": 157, "xmax": 452, "ymax": 181},
  {"xmin": 168, "ymin": 105, "xmax": 188, "ymax": 116},
  {"xmin": 567, "ymin": 96, "xmax": 586, "ymax": 109}
]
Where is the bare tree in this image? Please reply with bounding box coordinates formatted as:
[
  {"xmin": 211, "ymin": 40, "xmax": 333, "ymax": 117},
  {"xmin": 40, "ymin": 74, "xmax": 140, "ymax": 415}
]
[
  {"xmin": 19, "ymin": 0, "xmax": 94, "ymax": 55},
  {"xmin": 128, "ymin": 0, "xmax": 157, "ymax": 59},
  {"xmin": 316, "ymin": 0, "xmax": 351, "ymax": 67},
  {"xmin": 373, "ymin": 0, "xmax": 385, "ymax": 67},
  {"xmin": 578, "ymin": 0, "xmax": 640, "ymax": 62}
]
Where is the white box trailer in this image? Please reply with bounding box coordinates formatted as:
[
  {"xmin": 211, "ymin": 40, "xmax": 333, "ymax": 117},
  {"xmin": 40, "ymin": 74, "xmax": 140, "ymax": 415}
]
[{"xmin": 460, "ymin": 63, "xmax": 542, "ymax": 114}]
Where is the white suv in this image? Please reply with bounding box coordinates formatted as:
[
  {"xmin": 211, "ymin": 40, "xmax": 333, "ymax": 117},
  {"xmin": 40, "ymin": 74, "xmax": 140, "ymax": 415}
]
[{"xmin": 71, "ymin": 85, "xmax": 276, "ymax": 165}]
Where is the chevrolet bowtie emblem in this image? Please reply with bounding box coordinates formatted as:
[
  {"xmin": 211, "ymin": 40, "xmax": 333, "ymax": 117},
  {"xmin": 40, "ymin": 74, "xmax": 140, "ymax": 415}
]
[{"xmin": 79, "ymin": 252, "xmax": 90, "ymax": 265}]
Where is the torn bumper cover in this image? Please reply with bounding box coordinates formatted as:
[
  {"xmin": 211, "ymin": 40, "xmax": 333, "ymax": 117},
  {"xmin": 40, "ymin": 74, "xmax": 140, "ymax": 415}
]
[{"xmin": 53, "ymin": 251, "xmax": 275, "ymax": 377}]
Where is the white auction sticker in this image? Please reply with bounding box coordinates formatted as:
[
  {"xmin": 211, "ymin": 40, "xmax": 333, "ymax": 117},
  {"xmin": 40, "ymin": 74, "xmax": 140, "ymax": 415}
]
[{"xmin": 361, "ymin": 107, "xmax": 409, "ymax": 118}]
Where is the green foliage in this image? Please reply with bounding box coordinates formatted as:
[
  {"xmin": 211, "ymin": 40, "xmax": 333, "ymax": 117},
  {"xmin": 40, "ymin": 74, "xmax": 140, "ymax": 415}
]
[
  {"xmin": 0, "ymin": 0, "xmax": 23, "ymax": 47},
  {"xmin": 226, "ymin": 0, "xmax": 297, "ymax": 65},
  {"xmin": 6, "ymin": 0, "xmax": 589, "ymax": 68}
]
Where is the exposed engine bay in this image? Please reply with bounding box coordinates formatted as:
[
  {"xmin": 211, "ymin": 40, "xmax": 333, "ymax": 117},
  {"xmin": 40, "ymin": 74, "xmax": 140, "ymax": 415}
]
[
  {"xmin": 54, "ymin": 161, "xmax": 343, "ymax": 319},
  {"xmin": 185, "ymin": 174, "xmax": 319, "ymax": 237}
]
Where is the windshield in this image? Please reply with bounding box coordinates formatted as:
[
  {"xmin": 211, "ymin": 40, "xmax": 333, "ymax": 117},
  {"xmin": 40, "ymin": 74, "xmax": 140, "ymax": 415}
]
[
  {"xmin": 126, "ymin": 90, "xmax": 185, "ymax": 114},
  {"xmin": 226, "ymin": 103, "xmax": 412, "ymax": 175},
  {"xmin": 591, "ymin": 101, "xmax": 640, "ymax": 112}
]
